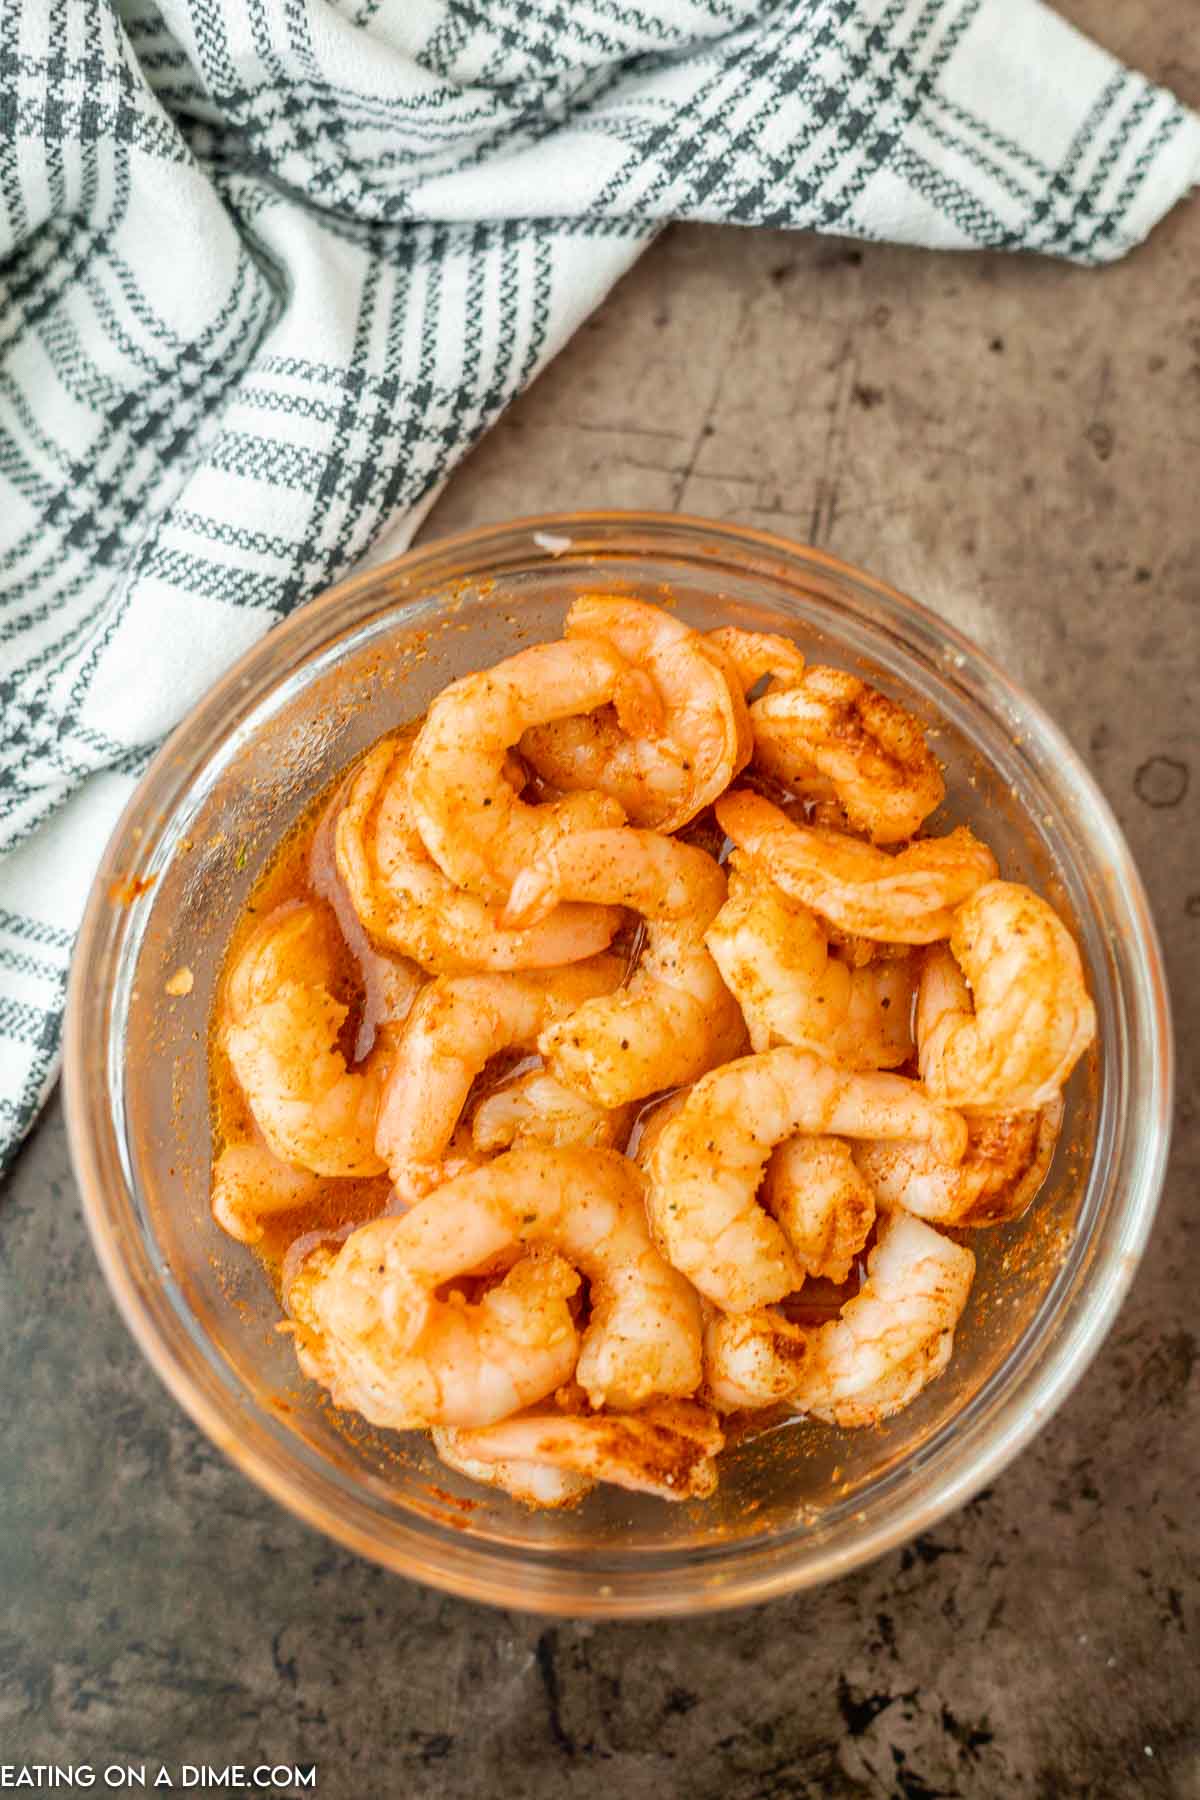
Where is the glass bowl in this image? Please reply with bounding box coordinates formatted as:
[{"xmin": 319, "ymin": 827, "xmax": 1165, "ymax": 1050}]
[{"xmin": 64, "ymin": 512, "xmax": 1172, "ymax": 1617}]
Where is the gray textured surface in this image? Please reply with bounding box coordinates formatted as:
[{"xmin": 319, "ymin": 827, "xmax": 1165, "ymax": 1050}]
[{"xmin": 2, "ymin": 2, "xmax": 1198, "ymax": 1792}]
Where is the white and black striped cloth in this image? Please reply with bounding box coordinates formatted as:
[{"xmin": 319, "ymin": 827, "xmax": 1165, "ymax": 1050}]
[{"xmin": 1, "ymin": 0, "xmax": 1197, "ymax": 1173}]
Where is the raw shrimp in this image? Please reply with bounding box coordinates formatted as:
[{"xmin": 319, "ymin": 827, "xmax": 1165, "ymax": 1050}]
[
  {"xmin": 706, "ymin": 626, "xmax": 806, "ymax": 694},
  {"xmin": 220, "ymin": 901, "xmax": 392, "ymax": 1177},
  {"xmin": 471, "ymin": 1070, "xmax": 632, "ymax": 1155},
  {"xmin": 504, "ymin": 829, "xmax": 746, "ymax": 1108},
  {"xmin": 519, "ymin": 596, "xmax": 751, "ymax": 832},
  {"xmin": 336, "ymin": 737, "xmax": 621, "ymax": 973},
  {"xmin": 716, "ymin": 791, "xmax": 997, "ymax": 943},
  {"xmin": 405, "ymin": 637, "xmax": 656, "ymax": 901},
  {"xmin": 375, "ymin": 958, "xmax": 623, "ymax": 1202},
  {"xmin": 284, "ymin": 1148, "xmax": 703, "ymax": 1427},
  {"xmin": 854, "ymin": 1096, "xmax": 1064, "ymax": 1228},
  {"xmin": 750, "ymin": 665, "xmax": 945, "ymax": 843},
  {"xmin": 762, "ymin": 1135, "xmax": 876, "ymax": 1284},
  {"xmin": 642, "ymin": 1047, "xmax": 967, "ymax": 1312},
  {"xmin": 918, "ymin": 891, "xmax": 1096, "ymax": 1111},
  {"xmin": 705, "ymin": 851, "xmax": 915, "ymax": 1067},
  {"xmin": 704, "ymin": 1211, "xmax": 975, "ymax": 1423},
  {"xmin": 433, "ymin": 1400, "xmax": 724, "ymax": 1506}
]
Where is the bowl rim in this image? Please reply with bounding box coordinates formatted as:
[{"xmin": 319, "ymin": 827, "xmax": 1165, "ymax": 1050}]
[{"xmin": 64, "ymin": 508, "xmax": 1174, "ymax": 1616}]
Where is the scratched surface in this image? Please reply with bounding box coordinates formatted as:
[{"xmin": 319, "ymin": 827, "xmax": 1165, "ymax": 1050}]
[{"xmin": 2, "ymin": 0, "xmax": 1197, "ymax": 1793}]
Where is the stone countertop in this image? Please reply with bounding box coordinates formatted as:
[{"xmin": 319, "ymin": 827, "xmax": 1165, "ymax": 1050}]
[{"xmin": 1, "ymin": 3, "xmax": 1196, "ymax": 1794}]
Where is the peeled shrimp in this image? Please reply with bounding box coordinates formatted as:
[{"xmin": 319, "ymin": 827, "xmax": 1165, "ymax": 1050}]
[
  {"xmin": 212, "ymin": 1140, "xmax": 322, "ymax": 1245},
  {"xmin": 505, "ymin": 829, "xmax": 746, "ymax": 1108},
  {"xmin": 221, "ymin": 902, "xmax": 392, "ymax": 1177},
  {"xmin": 749, "ymin": 665, "xmax": 944, "ymax": 843},
  {"xmin": 432, "ymin": 1424, "xmax": 592, "ymax": 1509},
  {"xmin": 433, "ymin": 1400, "xmax": 724, "ymax": 1507},
  {"xmin": 918, "ymin": 891, "xmax": 1096, "ymax": 1111},
  {"xmin": 717, "ymin": 790, "xmax": 997, "ymax": 943},
  {"xmin": 285, "ymin": 1148, "xmax": 703, "ymax": 1428},
  {"xmin": 642, "ymin": 1047, "xmax": 967, "ymax": 1312},
  {"xmin": 854, "ymin": 1095, "xmax": 1063, "ymax": 1228},
  {"xmin": 336, "ymin": 737, "xmax": 621, "ymax": 973},
  {"xmin": 374, "ymin": 958, "xmax": 623, "ymax": 1202},
  {"xmin": 706, "ymin": 626, "xmax": 806, "ymax": 694},
  {"xmin": 762, "ymin": 1135, "xmax": 876, "ymax": 1284},
  {"xmin": 471, "ymin": 1071, "xmax": 632, "ymax": 1155},
  {"xmin": 405, "ymin": 637, "xmax": 656, "ymax": 902},
  {"xmin": 706, "ymin": 851, "xmax": 915, "ymax": 1067},
  {"xmin": 704, "ymin": 1211, "xmax": 975, "ymax": 1424},
  {"xmin": 309, "ymin": 778, "xmax": 426, "ymax": 1043},
  {"xmin": 287, "ymin": 1234, "xmax": 580, "ymax": 1431},
  {"xmin": 519, "ymin": 596, "xmax": 751, "ymax": 832}
]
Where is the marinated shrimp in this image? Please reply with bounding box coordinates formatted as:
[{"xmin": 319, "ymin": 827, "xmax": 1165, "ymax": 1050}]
[
  {"xmin": 220, "ymin": 901, "xmax": 392, "ymax": 1177},
  {"xmin": 375, "ymin": 958, "xmax": 624, "ymax": 1202},
  {"xmin": 854, "ymin": 1095, "xmax": 1064, "ymax": 1228},
  {"xmin": 405, "ymin": 638, "xmax": 657, "ymax": 902},
  {"xmin": 309, "ymin": 778, "xmax": 426, "ymax": 1041},
  {"xmin": 212, "ymin": 1140, "xmax": 323, "ymax": 1246},
  {"xmin": 705, "ymin": 1212, "xmax": 975, "ymax": 1423},
  {"xmin": 336, "ymin": 736, "xmax": 621, "ymax": 972},
  {"xmin": 762, "ymin": 1135, "xmax": 876, "ymax": 1284},
  {"xmin": 642, "ymin": 1047, "xmax": 966, "ymax": 1312},
  {"xmin": 471, "ymin": 1070, "xmax": 632, "ymax": 1154},
  {"xmin": 285, "ymin": 1148, "xmax": 702, "ymax": 1427},
  {"xmin": 213, "ymin": 589, "xmax": 1100, "ymax": 1509},
  {"xmin": 706, "ymin": 851, "xmax": 915, "ymax": 1066},
  {"xmin": 918, "ymin": 890, "xmax": 1096, "ymax": 1111},
  {"xmin": 433, "ymin": 1400, "xmax": 724, "ymax": 1506},
  {"xmin": 519, "ymin": 596, "xmax": 751, "ymax": 832},
  {"xmin": 716, "ymin": 790, "xmax": 998, "ymax": 942},
  {"xmin": 706, "ymin": 626, "xmax": 806, "ymax": 694},
  {"xmin": 749, "ymin": 665, "xmax": 945, "ymax": 843},
  {"xmin": 287, "ymin": 1232, "xmax": 581, "ymax": 1431},
  {"xmin": 505, "ymin": 829, "xmax": 746, "ymax": 1108}
]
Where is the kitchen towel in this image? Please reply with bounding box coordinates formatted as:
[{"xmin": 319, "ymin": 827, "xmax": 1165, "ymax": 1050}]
[{"xmin": 1, "ymin": 0, "xmax": 1197, "ymax": 1172}]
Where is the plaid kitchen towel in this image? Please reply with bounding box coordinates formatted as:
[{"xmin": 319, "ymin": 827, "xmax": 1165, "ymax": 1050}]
[{"xmin": 1, "ymin": 0, "xmax": 1198, "ymax": 1173}]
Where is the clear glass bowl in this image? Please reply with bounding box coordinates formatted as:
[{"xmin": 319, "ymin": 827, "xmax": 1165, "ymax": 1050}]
[{"xmin": 64, "ymin": 513, "xmax": 1172, "ymax": 1616}]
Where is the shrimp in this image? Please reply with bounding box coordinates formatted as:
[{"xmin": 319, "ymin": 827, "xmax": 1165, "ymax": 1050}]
[
  {"xmin": 519, "ymin": 596, "xmax": 751, "ymax": 832},
  {"xmin": 918, "ymin": 891, "xmax": 1096, "ymax": 1111},
  {"xmin": 405, "ymin": 637, "xmax": 657, "ymax": 902},
  {"xmin": 703, "ymin": 1307, "xmax": 810, "ymax": 1413},
  {"xmin": 212, "ymin": 1140, "xmax": 322, "ymax": 1245},
  {"xmin": 284, "ymin": 1148, "xmax": 703, "ymax": 1427},
  {"xmin": 220, "ymin": 902, "xmax": 393, "ymax": 1177},
  {"xmin": 433, "ymin": 1400, "xmax": 724, "ymax": 1507},
  {"xmin": 716, "ymin": 790, "xmax": 998, "ymax": 943},
  {"xmin": 432, "ymin": 1424, "xmax": 592, "ymax": 1509},
  {"xmin": 336, "ymin": 737, "xmax": 622, "ymax": 973},
  {"xmin": 704, "ymin": 1212, "xmax": 975, "ymax": 1423},
  {"xmin": 309, "ymin": 777, "xmax": 426, "ymax": 1044},
  {"xmin": 705, "ymin": 851, "xmax": 916, "ymax": 1067},
  {"xmin": 706, "ymin": 626, "xmax": 806, "ymax": 695},
  {"xmin": 854, "ymin": 1095, "xmax": 1064, "ymax": 1228},
  {"xmin": 749, "ymin": 665, "xmax": 945, "ymax": 843},
  {"xmin": 287, "ymin": 1236, "xmax": 581, "ymax": 1431},
  {"xmin": 642, "ymin": 1047, "xmax": 967, "ymax": 1312},
  {"xmin": 471, "ymin": 1071, "xmax": 632, "ymax": 1155},
  {"xmin": 762, "ymin": 1136, "xmax": 876, "ymax": 1284},
  {"xmin": 504, "ymin": 829, "xmax": 746, "ymax": 1108},
  {"xmin": 374, "ymin": 958, "xmax": 624, "ymax": 1202}
]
